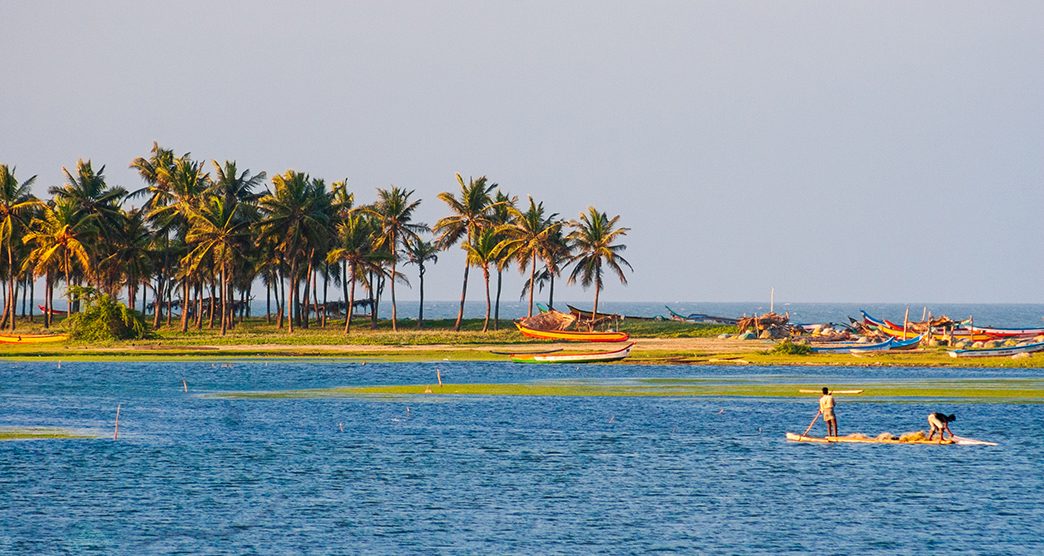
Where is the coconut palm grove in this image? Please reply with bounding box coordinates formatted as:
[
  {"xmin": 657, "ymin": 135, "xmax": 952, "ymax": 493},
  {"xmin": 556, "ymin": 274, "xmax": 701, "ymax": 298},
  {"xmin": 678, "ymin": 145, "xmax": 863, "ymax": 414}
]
[{"xmin": 0, "ymin": 143, "xmax": 631, "ymax": 336}]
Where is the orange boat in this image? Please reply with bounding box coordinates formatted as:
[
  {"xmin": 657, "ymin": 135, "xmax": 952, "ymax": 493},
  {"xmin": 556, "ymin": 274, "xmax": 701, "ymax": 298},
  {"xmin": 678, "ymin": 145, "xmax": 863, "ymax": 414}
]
[{"xmin": 514, "ymin": 322, "xmax": 630, "ymax": 342}]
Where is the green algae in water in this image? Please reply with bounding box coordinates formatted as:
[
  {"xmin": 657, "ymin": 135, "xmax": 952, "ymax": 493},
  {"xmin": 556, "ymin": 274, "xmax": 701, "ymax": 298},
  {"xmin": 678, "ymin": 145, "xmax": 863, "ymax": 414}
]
[
  {"xmin": 211, "ymin": 377, "xmax": 1044, "ymax": 402},
  {"xmin": 0, "ymin": 427, "xmax": 97, "ymax": 441}
]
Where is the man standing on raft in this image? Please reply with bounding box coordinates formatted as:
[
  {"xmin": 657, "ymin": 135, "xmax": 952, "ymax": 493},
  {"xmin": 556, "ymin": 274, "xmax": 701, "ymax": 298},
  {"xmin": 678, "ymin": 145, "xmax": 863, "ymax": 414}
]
[{"xmin": 819, "ymin": 387, "xmax": 838, "ymax": 437}]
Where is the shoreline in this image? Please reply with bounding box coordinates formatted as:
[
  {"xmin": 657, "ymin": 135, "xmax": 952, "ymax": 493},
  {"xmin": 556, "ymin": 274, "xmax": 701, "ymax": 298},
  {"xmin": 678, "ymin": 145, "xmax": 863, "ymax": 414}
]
[{"xmin": 3, "ymin": 336, "xmax": 1044, "ymax": 367}]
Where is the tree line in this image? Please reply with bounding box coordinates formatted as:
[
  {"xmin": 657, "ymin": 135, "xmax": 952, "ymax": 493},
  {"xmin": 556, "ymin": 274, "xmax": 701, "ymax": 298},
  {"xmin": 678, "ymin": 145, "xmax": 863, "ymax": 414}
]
[{"xmin": 0, "ymin": 143, "xmax": 632, "ymax": 335}]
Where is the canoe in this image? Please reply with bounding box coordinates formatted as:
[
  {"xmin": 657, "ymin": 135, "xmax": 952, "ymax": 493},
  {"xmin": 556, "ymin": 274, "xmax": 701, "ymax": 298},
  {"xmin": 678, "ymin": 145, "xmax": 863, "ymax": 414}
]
[
  {"xmin": 787, "ymin": 432, "xmax": 996, "ymax": 446},
  {"xmin": 514, "ymin": 322, "xmax": 630, "ymax": 342},
  {"xmin": 567, "ymin": 304, "xmax": 658, "ymax": 321},
  {"xmin": 848, "ymin": 338, "xmax": 896, "ymax": 353},
  {"xmin": 0, "ymin": 333, "xmax": 68, "ymax": 344},
  {"xmin": 948, "ymin": 341, "xmax": 1044, "ymax": 358},
  {"xmin": 963, "ymin": 324, "xmax": 1044, "ymax": 339},
  {"xmin": 37, "ymin": 305, "xmax": 69, "ymax": 316},
  {"xmin": 511, "ymin": 343, "xmax": 634, "ymax": 364},
  {"xmin": 665, "ymin": 306, "xmax": 738, "ymax": 325},
  {"xmin": 876, "ymin": 326, "xmax": 991, "ymax": 343},
  {"xmin": 812, "ymin": 339, "xmax": 891, "ymax": 353}
]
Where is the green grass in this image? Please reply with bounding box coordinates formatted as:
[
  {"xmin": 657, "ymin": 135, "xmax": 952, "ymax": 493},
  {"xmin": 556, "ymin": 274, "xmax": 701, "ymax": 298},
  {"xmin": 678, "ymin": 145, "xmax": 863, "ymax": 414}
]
[
  {"xmin": 212, "ymin": 377, "xmax": 1044, "ymax": 402},
  {"xmin": 0, "ymin": 427, "xmax": 97, "ymax": 441}
]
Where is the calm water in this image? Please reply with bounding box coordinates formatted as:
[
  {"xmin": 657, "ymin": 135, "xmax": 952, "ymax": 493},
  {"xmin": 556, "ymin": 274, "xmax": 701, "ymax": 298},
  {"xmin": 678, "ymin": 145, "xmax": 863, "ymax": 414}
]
[{"xmin": 1, "ymin": 361, "xmax": 1042, "ymax": 554}]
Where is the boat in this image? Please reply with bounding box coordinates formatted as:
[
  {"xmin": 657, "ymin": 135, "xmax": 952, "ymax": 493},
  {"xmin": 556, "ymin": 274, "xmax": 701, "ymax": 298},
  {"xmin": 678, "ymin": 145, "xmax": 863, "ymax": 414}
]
[
  {"xmin": 812, "ymin": 339, "xmax": 892, "ymax": 353},
  {"xmin": 514, "ymin": 322, "xmax": 630, "ymax": 342},
  {"xmin": 848, "ymin": 338, "xmax": 896, "ymax": 353},
  {"xmin": 0, "ymin": 333, "xmax": 68, "ymax": 344},
  {"xmin": 37, "ymin": 305, "xmax": 69, "ymax": 316},
  {"xmin": 510, "ymin": 343, "xmax": 634, "ymax": 364},
  {"xmin": 665, "ymin": 306, "xmax": 738, "ymax": 325},
  {"xmin": 567, "ymin": 304, "xmax": 658, "ymax": 321},
  {"xmin": 862, "ymin": 310, "xmax": 991, "ymax": 341},
  {"xmin": 947, "ymin": 341, "xmax": 1044, "ymax": 358},
  {"xmin": 785, "ymin": 432, "xmax": 995, "ymax": 446},
  {"xmin": 962, "ymin": 324, "xmax": 1044, "ymax": 339},
  {"xmin": 876, "ymin": 325, "xmax": 991, "ymax": 342}
]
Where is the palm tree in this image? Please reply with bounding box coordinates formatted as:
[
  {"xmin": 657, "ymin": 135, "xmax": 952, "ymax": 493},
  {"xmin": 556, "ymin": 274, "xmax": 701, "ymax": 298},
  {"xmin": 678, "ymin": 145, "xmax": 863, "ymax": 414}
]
[
  {"xmin": 326, "ymin": 212, "xmax": 375, "ymax": 334},
  {"xmin": 404, "ymin": 238, "xmax": 439, "ymax": 329},
  {"xmin": 500, "ymin": 196, "xmax": 560, "ymax": 318},
  {"xmin": 368, "ymin": 186, "xmax": 425, "ymax": 332},
  {"xmin": 433, "ymin": 174, "xmax": 497, "ymax": 331},
  {"xmin": 182, "ymin": 195, "xmax": 247, "ymax": 335},
  {"xmin": 157, "ymin": 156, "xmax": 210, "ymax": 332},
  {"xmin": 103, "ymin": 208, "xmax": 153, "ymax": 311},
  {"xmin": 130, "ymin": 142, "xmax": 176, "ymax": 326},
  {"xmin": 489, "ymin": 190, "xmax": 517, "ymax": 329},
  {"xmin": 465, "ymin": 228, "xmax": 504, "ymax": 332},
  {"xmin": 258, "ymin": 171, "xmax": 331, "ymax": 333},
  {"xmin": 566, "ymin": 207, "xmax": 632, "ymax": 321},
  {"xmin": 0, "ymin": 165, "xmax": 41, "ymax": 330},
  {"xmin": 23, "ymin": 199, "xmax": 94, "ymax": 317}
]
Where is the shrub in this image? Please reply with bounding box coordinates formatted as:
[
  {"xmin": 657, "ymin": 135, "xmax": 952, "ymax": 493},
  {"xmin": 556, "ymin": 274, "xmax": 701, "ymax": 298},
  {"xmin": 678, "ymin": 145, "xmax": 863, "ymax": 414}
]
[
  {"xmin": 769, "ymin": 339, "xmax": 813, "ymax": 355},
  {"xmin": 63, "ymin": 289, "xmax": 152, "ymax": 341}
]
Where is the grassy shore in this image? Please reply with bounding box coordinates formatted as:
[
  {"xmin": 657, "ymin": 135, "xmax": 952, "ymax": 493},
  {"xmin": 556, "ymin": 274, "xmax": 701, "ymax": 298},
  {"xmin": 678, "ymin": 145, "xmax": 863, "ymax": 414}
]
[
  {"xmin": 2, "ymin": 316, "xmax": 1044, "ymax": 367},
  {"xmin": 211, "ymin": 377, "xmax": 1044, "ymax": 401}
]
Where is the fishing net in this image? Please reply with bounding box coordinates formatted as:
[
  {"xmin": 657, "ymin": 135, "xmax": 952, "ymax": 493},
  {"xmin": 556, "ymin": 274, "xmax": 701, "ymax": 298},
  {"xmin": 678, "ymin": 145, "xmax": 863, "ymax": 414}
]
[
  {"xmin": 518, "ymin": 310, "xmax": 577, "ymax": 331},
  {"xmin": 899, "ymin": 430, "xmax": 928, "ymax": 442}
]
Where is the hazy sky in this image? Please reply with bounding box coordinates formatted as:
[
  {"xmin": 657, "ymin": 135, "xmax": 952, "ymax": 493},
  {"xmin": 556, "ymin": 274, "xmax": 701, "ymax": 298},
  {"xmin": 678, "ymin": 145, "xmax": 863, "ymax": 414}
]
[{"xmin": 3, "ymin": 1, "xmax": 1042, "ymax": 304}]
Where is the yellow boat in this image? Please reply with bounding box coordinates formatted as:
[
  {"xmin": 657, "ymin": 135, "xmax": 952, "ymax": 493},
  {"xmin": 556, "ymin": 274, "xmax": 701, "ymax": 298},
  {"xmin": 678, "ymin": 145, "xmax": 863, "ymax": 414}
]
[
  {"xmin": 0, "ymin": 333, "xmax": 69, "ymax": 344},
  {"xmin": 514, "ymin": 322, "xmax": 630, "ymax": 342},
  {"xmin": 786, "ymin": 432, "xmax": 996, "ymax": 446},
  {"xmin": 876, "ymin": 326, "xmax": 991, "ymax": 343}
]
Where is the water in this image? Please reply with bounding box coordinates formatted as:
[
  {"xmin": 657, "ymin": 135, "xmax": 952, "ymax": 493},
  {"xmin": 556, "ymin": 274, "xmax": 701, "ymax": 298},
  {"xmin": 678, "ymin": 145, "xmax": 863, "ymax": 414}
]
[{"xmin": 1, "ymin": 361, "xmax": 1042, "ymax": 553}]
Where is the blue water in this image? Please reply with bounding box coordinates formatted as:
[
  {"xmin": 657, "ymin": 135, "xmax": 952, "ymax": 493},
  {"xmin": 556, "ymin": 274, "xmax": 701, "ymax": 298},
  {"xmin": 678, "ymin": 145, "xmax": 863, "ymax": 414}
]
[{"xmin": 1, "ymin": 361, "xmax": 1042, "ymax": 554}]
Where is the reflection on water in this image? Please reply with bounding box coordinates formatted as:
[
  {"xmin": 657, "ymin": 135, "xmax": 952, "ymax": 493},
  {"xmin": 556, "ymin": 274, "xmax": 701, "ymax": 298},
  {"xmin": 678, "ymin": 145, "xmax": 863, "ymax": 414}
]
[{"xmin": 0, "ymin": 361, "xmax": 1041, "ymax": 553}]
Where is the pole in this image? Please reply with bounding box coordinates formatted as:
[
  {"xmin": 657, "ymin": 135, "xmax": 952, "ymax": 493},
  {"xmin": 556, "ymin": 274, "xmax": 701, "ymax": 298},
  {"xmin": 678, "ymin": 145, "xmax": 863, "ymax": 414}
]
[
  {"xmin": 114, "ymin": 404, "xmax": 121, "ymax": 441},
  {"xmin": 770, "ymin": 288, "xmax": 775, "ymax": 313},
  {"xmin": 800, "ymin": 411, "xmax": 821, "ymax": 439},
  {"xmin": 903, "ymin": 305, "xmax": 910, "ymax": 338}
]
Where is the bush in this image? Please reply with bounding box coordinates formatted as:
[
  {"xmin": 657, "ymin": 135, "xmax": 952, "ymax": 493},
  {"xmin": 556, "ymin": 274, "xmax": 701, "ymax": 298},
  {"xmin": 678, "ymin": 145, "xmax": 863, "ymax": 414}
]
[
  {"xmin": 63, "ymin": 289, "xmax": 152, "ymax": 342},
  {"xmin": 769, "ymin": 339, "xmax": 813, "ymax": 355}
]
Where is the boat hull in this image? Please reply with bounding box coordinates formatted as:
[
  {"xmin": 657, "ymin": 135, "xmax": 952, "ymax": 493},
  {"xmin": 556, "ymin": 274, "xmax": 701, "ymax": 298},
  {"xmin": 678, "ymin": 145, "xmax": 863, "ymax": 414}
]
[
  {"xmin": 948, "ymin": 341, "xmax": 1044, "ymax": 358},
  {"xmin": 0, "ymin": 334, "xmax": 68, "ymax": 344},
  {"xmin": 786, "ymin": 433, "xmax": 955, "ymax": 445},
  {"xmin": 514, "ymin": 322, "xmax": 630, "ymax": 342},
  {"xmin": 511, "ymin": 343, "xmax": 634, "ymax": 364}
]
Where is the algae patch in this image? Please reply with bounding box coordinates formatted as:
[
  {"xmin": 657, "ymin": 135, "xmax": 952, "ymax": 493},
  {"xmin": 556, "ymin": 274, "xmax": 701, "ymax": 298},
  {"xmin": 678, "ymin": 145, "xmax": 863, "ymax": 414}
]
[{"xmin": 0, "ymin": 427, "xmax": 98, "ymax": 441}]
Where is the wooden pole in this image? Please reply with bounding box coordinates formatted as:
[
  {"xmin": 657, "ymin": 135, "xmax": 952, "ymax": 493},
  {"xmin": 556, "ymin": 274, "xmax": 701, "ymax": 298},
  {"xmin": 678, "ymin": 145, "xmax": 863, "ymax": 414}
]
[
  {"xmin": 921, "ymin": 306, "xmax": 927, "ymax": 321},
  {"xmin": 182, "ymin": 378, "xmax": 188, "ymax": 393},
  {"xmin": 800, "ymin": 411, "xmax": 821, "ymax": 439},
  {"xmin": 436, "ymin": 368, "xmax": 442, "ymax": 386},
  {"xmin": 903, "ymin": 305, "xmax": 910, "ymax": 338},
  {"xmin": 114, "ymin": 404, "xmax": 121, "ymax": 441}
]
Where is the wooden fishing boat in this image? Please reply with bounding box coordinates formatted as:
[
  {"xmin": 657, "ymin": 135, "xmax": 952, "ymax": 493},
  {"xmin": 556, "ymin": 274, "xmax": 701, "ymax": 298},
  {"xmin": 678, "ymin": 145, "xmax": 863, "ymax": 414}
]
[
  {"xmin": 514, "ymin": 322, "xmax": 630, "ymax": 342},
  {"xmin": 0, "ymin": 333, "xmax": 68, "ymax": 344},
  {"xmin": 947, "ymin": 341, "xmax": 1044, "ymax": 358},
  {"xmin": 876, "ymin": 326, "xmax": 991, "ymax": 343},
  {"xmin": 665, "ymin": 306, "xmax": 738, "ymax": 325},
  {"xmin": 962, "ymin": 324, "xmax": 1044, "ymax": 339},
  {"xmin": 510, "ymin": 343, "xmax": 634, "ymax": 364},
  {"xmin": 785, "ymin": 432, "xmax": 996, "ymax": 445},
  {"xmin": 848, "ymin": 338, "xmax": 896, "ymax": 353},
  {"xmin": 812, "ymin": 339, "xmax": 891, "ymax": 353},
  {"xmin": 567, "ymin": 304, "xmax": 657, "ymax": 321},
  {"xmin": 37, "ymin": 305, "xmax": 68, "ymax": 316}
]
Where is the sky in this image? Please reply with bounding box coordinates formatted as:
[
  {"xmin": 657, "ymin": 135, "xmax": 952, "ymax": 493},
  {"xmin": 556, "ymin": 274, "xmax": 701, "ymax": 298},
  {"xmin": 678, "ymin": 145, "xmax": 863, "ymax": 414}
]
[{"xmin": 2, "ymin": 1, "xmax": 1042, "ymax": 304}]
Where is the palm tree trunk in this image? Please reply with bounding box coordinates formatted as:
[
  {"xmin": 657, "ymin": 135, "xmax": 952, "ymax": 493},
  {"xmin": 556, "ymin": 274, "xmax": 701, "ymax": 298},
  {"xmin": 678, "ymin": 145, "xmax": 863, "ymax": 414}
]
[
  {"xmin": 592, "ymin": 285, "xmax": 600, "ymax": 323},
  {"xmin": 208, "ymin": 281, "xmax": 216, "ymax": 329},
  {"xmin": 286, "ymin": 261, "xmax": 296, "ymax": 333},
  {"xmin": 152, "ymin": 274, "xmax": 162, "ymax": 327},
  {"xmin": 220, "ymin": 261, "xmax": 228, "ymax": 335},
  {"xmin": 344, "ymin": 263, "xmax": 356, "ymax": 335},
  {"xmin": 276, "ymin": 268, "xmax": 284, "ymax": 329},
  {"xmin": 341, "ymin": 261, "xmax": 349, "ymax": 323},
  {"xmin": 311, "ymin": 267, "xmax": 320, "ymax": 329},
  {"xmin": 29, "ymin": 278, "xmax": 34, "ymax": 323},
  {"xmin": 45, "ymin": 272, "xmax": 52, "ymax": 329},
  {"xmin": 64, "ymin": 252, "xmax": 72, "ymax": 318},
  {"xmin": 548, "ymin": 271, "xmax": 555, "ymax": 309},
  {"xmin": 8, "ymin": 244, "xmax": 16, "ymax": 331},
  {"xmin": 527, "ymin": 251, "xmax": 537, "ymax": 317},
  {"xmin": 454, "ymin": 262, "xmax": 470, "ymax": 332},
  {"xmin": 390, "ymin": 254, "xmax": 398, "ymax": 332},
  {"xmin": 481, "ymin": 265, "xmax": 491, "ymax": 332},
  {"xmin": 494, "ymin": 268, "xmax": 503, "ymax": 330},
  {"xmin": 322, "ymin": 270, "xmax": 328, "ymax": 329},
  {"xmin": 179, "ymin": 279, "xmax": 190, "ymax": 332},
  {"xmin": 416, "ymin": 266, "xmax": 425, "ymax": 330}
]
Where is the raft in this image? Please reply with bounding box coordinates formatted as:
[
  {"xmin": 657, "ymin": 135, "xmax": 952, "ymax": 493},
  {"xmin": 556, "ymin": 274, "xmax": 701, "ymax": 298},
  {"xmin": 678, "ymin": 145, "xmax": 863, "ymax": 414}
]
[
  {"xmin": 786, "ymin": 432, "xmax": 997, "ymax": 446},
  {"xmin": 0, "ymin": 334, "xmax": 69, "ymax": 344}
]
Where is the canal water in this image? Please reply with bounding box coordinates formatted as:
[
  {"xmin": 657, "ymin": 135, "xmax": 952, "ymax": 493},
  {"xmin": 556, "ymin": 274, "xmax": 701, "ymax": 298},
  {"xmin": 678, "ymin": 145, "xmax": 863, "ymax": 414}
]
[{"xmin": 1, "ymin": 361, "xmax": 1041, "ymax": 553}]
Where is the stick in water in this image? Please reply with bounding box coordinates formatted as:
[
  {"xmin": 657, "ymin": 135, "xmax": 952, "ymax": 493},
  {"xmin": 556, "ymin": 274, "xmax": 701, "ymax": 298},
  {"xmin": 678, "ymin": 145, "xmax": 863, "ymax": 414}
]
[
  {"xmin": 436, "ymin": 368, "xmax": 442, "ymax": 386},
  {"xmin": 182, "ymin": 378, "xmax": 188, "ymax": 393},
  {"xmin": 800, "ymin": 411, "xmax": 821, "ymax": 439},
  {"xmin": 114, "ymin": 404, "xmax": 121, "ymax": 441}
]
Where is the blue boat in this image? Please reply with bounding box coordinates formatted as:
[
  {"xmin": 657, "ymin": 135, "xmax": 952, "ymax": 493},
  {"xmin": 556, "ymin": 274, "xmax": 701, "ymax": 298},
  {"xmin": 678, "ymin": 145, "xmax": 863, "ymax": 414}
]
[{"xmin": 948, "ymin": 341, "xmax": 1044, "ymax": 358}]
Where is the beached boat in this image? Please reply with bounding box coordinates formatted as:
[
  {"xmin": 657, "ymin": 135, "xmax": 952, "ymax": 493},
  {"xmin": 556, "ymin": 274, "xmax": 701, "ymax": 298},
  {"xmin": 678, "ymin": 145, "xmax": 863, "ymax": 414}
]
[
  {"xmin": 962, "ymin": 324, "xmax": 1044, "ymax": 339},
  {"xmin": 510, "ymin": 343, "xmax": 634, "ymax": 364},
  {"xmin": 514, "ymin": 322, "xmax": 630, "ymax": 342},
  {"xmin": 665, "ymin": 306, "xmax": 738, "ymax": 325},
  {"xmin": 37, "ymin": 305, "xmax": 68, "ymax": 316},
  {"xmin": 785, "ymin": 432, "xmax": 996, "ymax": 446},
  {"xmin": 567, "ymin": 304, "xmax": 658, "ymax": 321},
  {"xmin": 848, "ymin": 338, "xmax": 896, "ymax": 353},
  {"xmin": 947, "ymin": 341, "xmax": 1044, "ymax": 358},
  {"xmin": 875, "ymin": 325, "xmax": 991, "ymax": 342},
  {"xmin": 812, "ymin": 339, "xmax": 891, "ymax": 353},
  {"xmin": 0, "ymin": 333, "xmax": 68, "ymax": 344}
]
